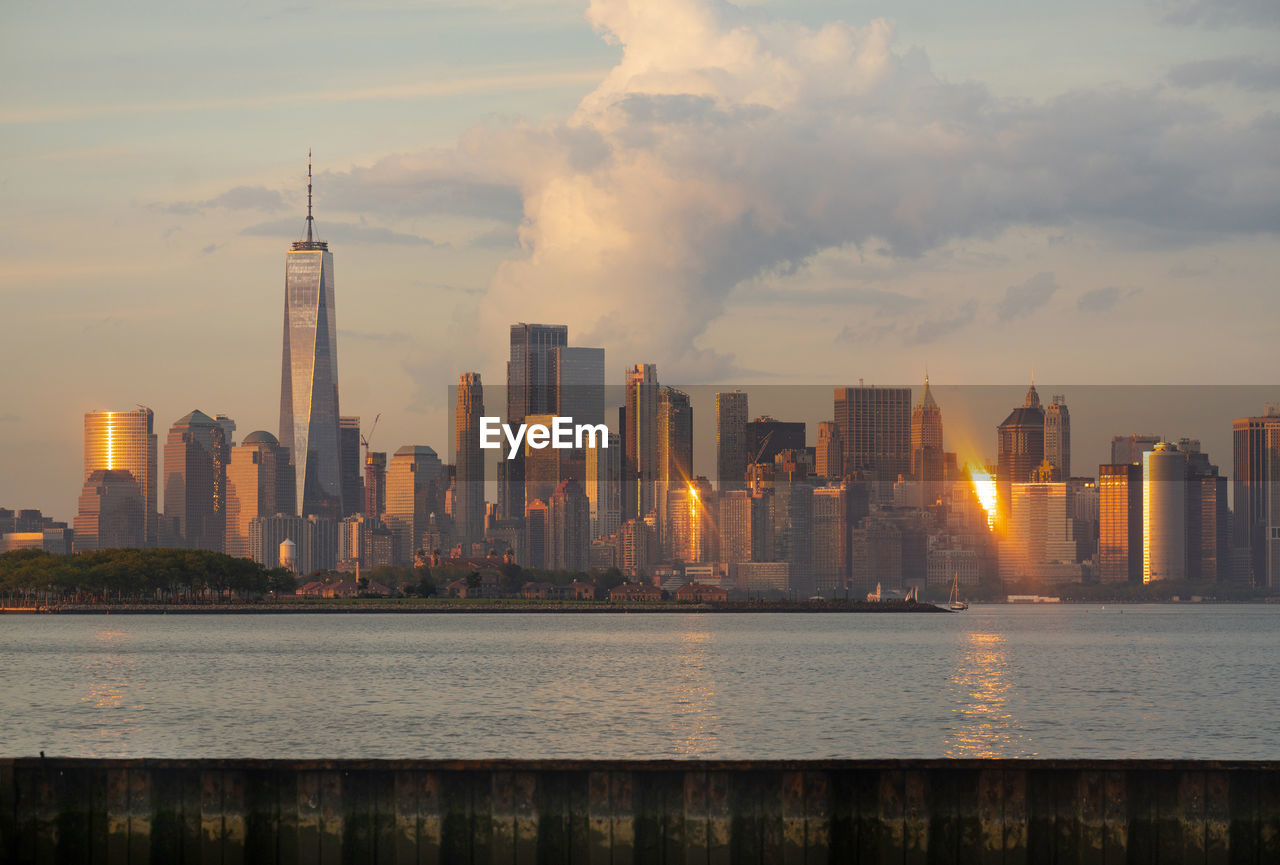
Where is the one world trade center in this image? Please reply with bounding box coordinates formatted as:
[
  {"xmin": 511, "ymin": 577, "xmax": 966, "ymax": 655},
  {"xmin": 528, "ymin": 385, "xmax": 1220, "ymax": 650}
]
[{"xmin": 279, "ymin": 152, "xmax": 342, "ymax": 519}]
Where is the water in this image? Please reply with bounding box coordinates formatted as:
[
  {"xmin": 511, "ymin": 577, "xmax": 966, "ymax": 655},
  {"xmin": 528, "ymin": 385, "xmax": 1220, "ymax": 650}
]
[{"xmin": 2, "ymin": 606, "xmax": 1277, "ymax": 760}]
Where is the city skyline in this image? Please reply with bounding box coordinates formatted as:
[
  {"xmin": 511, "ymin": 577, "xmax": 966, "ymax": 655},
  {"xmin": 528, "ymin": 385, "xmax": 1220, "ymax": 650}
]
[{"xmin": 3, "ymin": 0, "xmax": 1279, "ymax": 518}]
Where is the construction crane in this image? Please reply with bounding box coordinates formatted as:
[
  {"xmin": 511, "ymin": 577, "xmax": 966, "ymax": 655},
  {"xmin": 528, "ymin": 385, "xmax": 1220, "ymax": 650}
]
[{"xmin": 360, "ymin": 413, "xmax": 381, "ymax": 464}]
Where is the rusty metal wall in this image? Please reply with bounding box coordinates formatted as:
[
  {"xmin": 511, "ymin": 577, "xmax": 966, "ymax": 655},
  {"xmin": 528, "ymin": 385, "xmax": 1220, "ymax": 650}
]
[{"xmin": 3, "ymin": 759, "xmax": 1278, "ymax": 863}]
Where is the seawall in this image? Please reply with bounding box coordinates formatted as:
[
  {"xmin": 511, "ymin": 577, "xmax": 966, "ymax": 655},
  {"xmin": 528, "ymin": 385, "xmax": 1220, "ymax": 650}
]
[{"xmin": 3, "ymin": 758, "xmax": 1277, "ymax": 863}]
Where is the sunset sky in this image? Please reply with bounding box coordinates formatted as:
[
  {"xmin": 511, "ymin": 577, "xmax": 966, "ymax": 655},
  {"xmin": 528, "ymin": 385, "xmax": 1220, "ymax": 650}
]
[{"xmin": 2, "ymin": 0, "xmax": 1278, "ymax": 518}]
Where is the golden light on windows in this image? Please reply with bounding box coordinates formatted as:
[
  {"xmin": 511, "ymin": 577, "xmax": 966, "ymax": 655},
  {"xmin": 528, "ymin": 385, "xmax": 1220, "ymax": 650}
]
[{"xmin": 968, "ymin": 463, "xmax": 997, "ymax": 530}]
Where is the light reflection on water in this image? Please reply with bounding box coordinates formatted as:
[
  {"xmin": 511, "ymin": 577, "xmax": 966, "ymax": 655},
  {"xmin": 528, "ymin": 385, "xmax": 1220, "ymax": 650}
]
[
  {"xmin": 946, "ymin": 632, "xmax": 1032, "ymax": 758},
  {"xmin": 1, "ymin": 606, "xmax": 1278, "ymax": 760}
]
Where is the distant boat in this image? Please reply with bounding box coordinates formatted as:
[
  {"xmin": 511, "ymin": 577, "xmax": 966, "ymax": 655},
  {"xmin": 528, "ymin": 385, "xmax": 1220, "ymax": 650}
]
[{"xmin": 948, "ymin": 572, "xmax": 968, "ymax": 611}]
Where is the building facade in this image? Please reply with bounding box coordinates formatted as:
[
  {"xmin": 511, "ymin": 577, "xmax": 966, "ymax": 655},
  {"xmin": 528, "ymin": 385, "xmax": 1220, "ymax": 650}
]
[
  {"xmin": 224, "ymin": 431, "xmax": 295, "ymax": 559},
  {"xmin": 716, "ymin": 390, "xmax": 748, "ymax": 491},
  {"xmin": 84, "ymin": 408, "xmax": 157, "ymax": 547},
  {"xmin": 163, "ymin": 409, "xmax": 229, "ymax": 552},
  {"xmin": 455, "ymin": 373, "xmax": 485, "ymax": 547}
]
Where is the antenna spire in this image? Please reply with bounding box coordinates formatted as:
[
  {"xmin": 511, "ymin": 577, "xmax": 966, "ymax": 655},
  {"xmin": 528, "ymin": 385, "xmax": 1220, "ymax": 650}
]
[{"xmin": 305, "ymin": 148, "xmax": 313, "ymax": 242}]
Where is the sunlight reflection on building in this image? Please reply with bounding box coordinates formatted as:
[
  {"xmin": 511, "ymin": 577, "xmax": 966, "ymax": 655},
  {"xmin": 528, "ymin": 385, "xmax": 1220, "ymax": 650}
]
[{"xmin": 945, "ymin": 631, "xmax": 1033, "ymax": 757}]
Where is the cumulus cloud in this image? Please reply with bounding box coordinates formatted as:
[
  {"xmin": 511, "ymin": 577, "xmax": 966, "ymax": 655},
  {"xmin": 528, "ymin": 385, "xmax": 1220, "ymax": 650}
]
[
  {"xmin": 838, "ymin": 299, "xmax": 979, "ymax": 346},
  {"xmin": 997, "ymin": 273, "xmax": 1059, "ymax": 321},
  {"xmin": 309, "ymin": 0, "xmax": 1278, "ymax": 378},
  {"xmin": 1168, "ymin": 56, "xmax": 1280, "ymax": 90},
  {"xmin": 1077, "ymin": 285, "xmax": 1141, "ymax": 312},
  {"xmin": 239, "ymin": 219, "xmax": 441, "ymax": 246},
  {"xmin": 162, "ymin": 185, "xmax": 287, "ymax": 215}
]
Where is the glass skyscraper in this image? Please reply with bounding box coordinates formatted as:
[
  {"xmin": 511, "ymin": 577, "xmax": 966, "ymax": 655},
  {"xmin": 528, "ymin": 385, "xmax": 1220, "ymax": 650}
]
[{"xmin": 280, "ymin": 155, "xmax": 342, "ymax": 519}]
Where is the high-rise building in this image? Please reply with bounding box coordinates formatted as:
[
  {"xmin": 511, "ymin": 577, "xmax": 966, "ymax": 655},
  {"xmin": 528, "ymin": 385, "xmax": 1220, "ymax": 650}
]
[
  {"xmin": 718, "ymin": 490, "xmax": 771, "ymax": 564},
  {"xmin": 224, "ymin": 431, "xmax": 295, "ymax": 559},
  {"xmin": 1111, "ymin": 434, "xmax": 1162, "ymax": 466},
  {"xmin": 815, "ymin": 421, "xmax": 842, "ymax": 480},
  {"xmin": 1044, "ymin": 395, "xmax": 1071, "ymax": 479},
  {"xmin": 163, "ymin": 410, "xmax": 229, "ymax": 552},
  {"xmin": 549, "ymin": 346, "xmax": 605, "ymax": 427},
  {"xmin": 1143, "ymin": 442, "xmax": 1186, "ymax": 583},
  {"xmin": 812, "ymin": 484, "xmax": 850, "ymax": 595},
  {"xmin": 339, "ymin": 416, "xmax": 363, "ymax": 518},
  {"xmin": 1233, "ymin": 406, "xmax": 1280, "ymax": 587},
  {"xmin": 1186, "ymin": 456, "xmax": 1229, "ymax": 583},
  {"xmin": 250, "ymin": 514, "xmax": 337, "ymax": 574},
  {"xmin": 455, "ymin": 373, "xmax": 485, "ymax": 546},
  {"xmin": 385, "ymin": 446, "xmax": 443, "ymax": 565},
  {"xmin": 716, "ymin": 391, "xmax": 748, "ymax": 491},
  {"xmin": 658, "ymin": 386, "xmax": 693, "ymax": 547},
  {"xmin": 1098, "ymin": 464, "xmax": 1142, "ymax": 584},
  {"xmin": 910, "ymin": 376, "xmax": 943, "ymax": 478},
  {"xmin": 586, "ymin": 433, "xmax": 621, "ymax": 541},
  {"xmin": 280, "ymin": 155, "xmax": 342, "ymax": 520},
  {"xmin": 999, "ymin": 481, "xmax": 1080, "ymax": 584},
  {"xmin": 548, "ymin": 479, "xmax": 590, "ymax": 571},
  {"xmin": 84, "ymin": 408, "xmax": 157, "ymax": 547},
  {"xmin": 74, "ymin": 470, "xmax": 145, "ymax": 552},
  {"xmin": 833, "ymin": 385, "xmax": 911, "ymax": 494},
  {"xmin": 364, "ymin": 451, "xmax": 386, "ymax": 521},
  {"xmin": 744, "ymin": 417, "xmax": 805, "ymax": 469},
  {"xmin": 996, "ymin": 383, "xmax": 1045, "ymax": 531},
  {"xmin": 525, "ymin": 498, "xmax": 549, "ymax": 569},
  {"xmin": 624, "ymin": 363, "xmax": 659, "ymax": 520},
  {"xmin": 522, "ymin": 413, "xmax": 564, "ymax": 513},
  {"xmin": 772, "ymin": 453, "xmax": 814, "ymax": 596},
  {"xmin": 502, "ymin": 323, "xmax": 569, "ymax": 519}
]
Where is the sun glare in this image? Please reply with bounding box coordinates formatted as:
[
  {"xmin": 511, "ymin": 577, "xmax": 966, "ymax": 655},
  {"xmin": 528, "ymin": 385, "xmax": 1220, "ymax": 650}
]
[{"xmin": 968, "ymin": 464, "xmax": 997, "ymax": 529}]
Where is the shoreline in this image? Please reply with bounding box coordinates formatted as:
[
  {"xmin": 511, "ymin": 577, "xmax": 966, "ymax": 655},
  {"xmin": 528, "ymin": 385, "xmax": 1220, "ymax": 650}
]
[{"xmin": 0, "ymin": 600, "xmax": 950, "ymax": 615}]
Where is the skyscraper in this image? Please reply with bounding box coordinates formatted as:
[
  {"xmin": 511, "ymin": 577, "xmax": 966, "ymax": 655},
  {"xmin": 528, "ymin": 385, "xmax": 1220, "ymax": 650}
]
[
  {"xmin": 586, "ymin": 432, "xmax": 622, "ymax": 541},
  {"xmin": 833, "ymin": 385, "xmax": 912, "ymax": 495},
  {"xmin": 658, "ymin": 386, "xmax": 693, "ymax": 547},
  {"xmin": 364, "ymin": 451, "xmax": 386, "ymax": 521},
  {"xmin": 716, "ymin": 391, "xmax": 748, "ymax": 491},
  {"xmin": 1233, "ymin": 406, "xmax": 1280, "ymax": 587},
  {"xmin": 339, "ymin": 416, "xmax": 363, "ymax": 518},
  {"xmin": 224, "ymin": 431, "xmax": 295, "ymax": 559},
  {"xmin": 624, "ymin": 363, "xmax": 659, "ymax": 520},
  {"xmin": 815, "ymin": 421, "xmax": 842, "ymax": 480},
  {"xmin": 549, "ymin": 346, "xmax": 605, "ymax": 427},
  {"xmin": 996, "ymin": 383, "xmax": 1045, "ymax": 531},
  {"xmin": 163, "ymin": 410, "xmax": 229, "ymax": 552},
  {"xmin": 502, "ymin": 323, "xmax": 568, "ymax": 519},
  {"xmin": 385, "ymin": 445, "xmax": 443, "ymax": 564},
  {"xmin": 1044, "ymin": 395, "xmax": 1071, "ymax": 480},
  {"xmin": 1098, "ymin": 463, "xmax": 1142, "ymax": 584},
  {"xmin": 812, "ymin": 484, "xmax": 851, "ymax": 595},
  {"xmin": 455, "ymin": 373, "xmax": 485, "ymax": 547},
  {"xmin": 1143, "ymin": 443, "xmax": 1186, "ymax": 583},
  {"xmin": 74, "ymin": 470, "xmax": 145, "ymax": 552},
  {"xmin": 84, "ymin": 408, "xmax": 157, "ymax": 547},
  {"xmin": 548, "ymin": 479, "xmax": 590, "ymax": 571},
  {"xmin": 1111, "ymin": 434, "xmax": 1162, "ymax": 466},
  {"xmin": 909, "ymin": 376, "xmax": 943, "ymax": 508},
  {"xmin": 280, "ymin": 154, "xmax": 342, "ymax": 519},
  {"xmin": 745, "ymin": 418, "xmax": 805, "ymax": 467}
]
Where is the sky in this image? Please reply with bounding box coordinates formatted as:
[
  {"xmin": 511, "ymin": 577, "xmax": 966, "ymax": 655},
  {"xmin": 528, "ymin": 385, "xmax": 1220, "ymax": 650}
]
[{"xmin": 1, "ymin": 0, "xmax": 1278, "ymax": 520}]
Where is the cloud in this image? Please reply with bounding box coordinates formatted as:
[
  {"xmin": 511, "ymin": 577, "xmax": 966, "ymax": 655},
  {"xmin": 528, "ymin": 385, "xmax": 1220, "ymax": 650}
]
[
  {"xmin": 468, "ymin": 224, "xmax": 521, "ymax": 248},
  {"xmin": 837, "ymin": 299, "xmax": 978, "ymax": 346},
  {"xmin": 201, "ymin": 243, "xmax": 220, "ymax": 255},
  {"xmin": 1159, "ymin": 0, "xmax": 1280, "ymax": 29},
  {"xmin": 300, "ymin": 0, "xmax": 1278, "ymax": 379},
  {"xmin": 1168, "ymin": 56, "xmax": 1280, "ymax": 90},
  {"xmin": 997, "ymin": 273, "xmax": 1059, "ymax": 321},
  {"xmin": 239, "ymin": 219, "xmax": 441, "ymax": 246},
  {"xmin": 1077, "ymin": 285, "xmax": 1140, "ymax": 312},
  {"xmin": 162, "ymin": 185, "xmax": 287, "ymax": 216}
]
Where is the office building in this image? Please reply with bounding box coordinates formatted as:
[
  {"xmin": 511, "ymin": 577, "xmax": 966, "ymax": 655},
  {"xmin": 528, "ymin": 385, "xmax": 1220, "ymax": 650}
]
[
  {"xmin": 548, "ymin": 479, "xmax": 590, "ymax": 571},
  {"xmin": 812, "ymin": 484, "xmax": 850, "ymax": 595},
  {"xmin": 745, "ymin": 417, "xmax": 805, "ymax": 468},
  {"xmin": 339, "ymin": 416, "xmax": 363, "ymax": 518},
  {"xmin": 834, "ymin": 385, "xmax": 912, "ymax": 495},
  {"xmin": 1111, "ymin": 434, "xmax": 1162, "ymax": 466},
  {"xmin": 385, "ymin": 445, "xmax": 444, "ymax": 565},
  {"xmin": 1098, "ymin": 464, "xmax": 1141, "ymax": 583},
  {"xmin": 501, "ymin": 323, "xmax": 569, "ymax": 519},
  {"xmin": 624, "ymin": 363, "xmax": 659, "ymax": 520},
  {"xmin": 815, "ymin": 421, "xmax": 842, "ymax": 480},
  {"xmin": 74, "ymin": 470, "xmax": 145, "ymax": 552},
  {"xmin": 525, "ymin": 498, "xmax": 549, "ymax": 570},
  {"xmin": 84, "ymin": 408, "xmax": 157, "ymax": 547},
  {"xmin": 1044, "ymin": 395, "xmax": 1071, "ymax": 479},
  {"xmin": 658, "ymin": 387, "xmax": 693, "ymax": 546},
  {"xmin": 338, "ymin": 514, "xmax": 393, "ymax": 570},
  {"xmin": 364, "ymin": 451, "xmax": 386, "ymax": 521},
  {"xmin": 999, "ymin": 481, "xmax": 1081, "ymax": 583},
  {"xmin": 586, "ymin": 433, "xmax": 621, "ymax": 541},
  {"xmin": 224, "ymin": 431, "xmax": 296, "ymax": 559},
  {"xmin": 716, "ymin": 391, "xmax": 749, "ymax": 491},
  {"xmin": 250, "ymin": 514, "xmax": 338, "ymax": 574},
  {"xmin": 163, "ymin": 410, "xmax": 229, "ymax": 552},
  {"xmin": 771, "ymin": 455, "xmax": 814, "ymax": 596},
  {"xmin": 455, "ymin": 373, "xmax": 485, "ymax": 546},
  {"xmin": 996, "ymin": 384, "xmax": 1045, "ymax": 531},
  {"xmin": 1233, "ymin": 407, "xmax": 1280, "ymax": 587},
  {"xmin": 279, "ymin": 156, "xmax": 342, "ymax": 519},
  {"xmin": 1143, "ymin": 443, "xmax": 1186, "ymax": 582},
  {"xmin": 718, "ymin": 489, "xmax": 770, "ymax": 565},
  {"xmin": 550, "ymin": 346, "xmax": 605, "ymax": 427}
]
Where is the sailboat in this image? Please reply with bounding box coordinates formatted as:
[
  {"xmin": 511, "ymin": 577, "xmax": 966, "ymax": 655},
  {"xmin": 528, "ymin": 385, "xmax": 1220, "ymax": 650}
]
[{"xmin": 948, "ymin": 572, "xmax": 969, "ymax": 611}]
